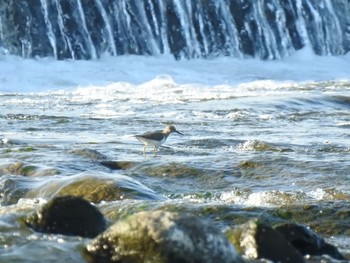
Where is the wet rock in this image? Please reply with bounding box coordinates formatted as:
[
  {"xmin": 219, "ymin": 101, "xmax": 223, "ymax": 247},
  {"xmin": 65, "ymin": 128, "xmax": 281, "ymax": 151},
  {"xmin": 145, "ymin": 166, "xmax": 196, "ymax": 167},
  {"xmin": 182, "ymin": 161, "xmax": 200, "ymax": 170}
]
[
  {"xmin": 1, "ymin": 171, "xmax": 165, "ymax": 205},
  {"xmin": 26, "ymin": 196, "xmax": 106, "ymax": 238},
  {"xmin": 27, "ymin": 172, "xmax": 165, "ymax": 203},
  {"xmin": 0, "ymin": 176, "xmax": 30, "ymax": 205},
  {"xmin": 226, "ymin": 219, "xmax": 305, "ymax": 263},
  {"xmin": 84, "ymin": 210, "xmax": 243, "ymax": 263},
  {"xmin": 143, "ymin": 162, "xmax": 203, "ymax": 177},
  {"xmin": 0, "ymin": 162, "xmax": 59, "ymax": 176},
  {"xmin": 100, "ymin": 161, "xmax": 138, "ymax": 170},
  {"xmin": 69, "ymin": 148, "xmax": 108, "ymax": 161},
  {"xmin": 274, "ymin": 223, "xmax": 346, "ymax": 260},
  {"xmin": 274, "ymin": 204, "xmax": 350, "ymax": 236}
]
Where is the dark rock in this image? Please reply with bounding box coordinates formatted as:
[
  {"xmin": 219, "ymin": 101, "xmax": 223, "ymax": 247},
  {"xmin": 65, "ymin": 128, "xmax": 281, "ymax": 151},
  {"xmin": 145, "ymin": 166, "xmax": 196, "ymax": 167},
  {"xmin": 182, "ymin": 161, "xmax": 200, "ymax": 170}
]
[
  {"xmin": 26, "ymin": 196, "xmax": 106, "ymax": 238},
  {"xmin": 84, "ymin": 210, "xmax": 244, "ymax": 263},
  {"xmin": 274, "ymin": 223, "xmax": 346, "ymax": 260},
  {"xmin": 226, "ymin": 219, "xmax": 305, "ymax": 263}
]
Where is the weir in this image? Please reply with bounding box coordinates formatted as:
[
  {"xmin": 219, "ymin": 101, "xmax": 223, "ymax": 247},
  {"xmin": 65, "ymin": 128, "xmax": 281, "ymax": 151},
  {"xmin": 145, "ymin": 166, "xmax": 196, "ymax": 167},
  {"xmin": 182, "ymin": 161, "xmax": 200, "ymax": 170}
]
[{"xmin": 0, "ymin": 0, "xmax": 349, "ymax": 60}]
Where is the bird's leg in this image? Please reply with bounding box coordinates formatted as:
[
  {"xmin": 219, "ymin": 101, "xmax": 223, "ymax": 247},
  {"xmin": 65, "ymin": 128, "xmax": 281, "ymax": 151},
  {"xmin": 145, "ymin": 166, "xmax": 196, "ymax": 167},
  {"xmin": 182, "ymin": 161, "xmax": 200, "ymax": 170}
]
[
  {"xmin": 143, "ymin": 145, "xmax": 147, "ymax": 156},
  {"xmin": 153, "ymin": 146, "xmax": 157, "ymax": 156}
]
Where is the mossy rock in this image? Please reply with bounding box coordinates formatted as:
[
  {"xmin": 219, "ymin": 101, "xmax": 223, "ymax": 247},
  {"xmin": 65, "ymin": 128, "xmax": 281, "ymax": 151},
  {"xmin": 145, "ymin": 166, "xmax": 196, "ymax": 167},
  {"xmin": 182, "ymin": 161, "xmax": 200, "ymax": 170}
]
[
  {"xmin": 69, "ymin": 148, "xmax": 108, "ymax": 161},
  {"xmin": 24, "ymin": 172, "xmax": 164, "ymax": 203},
  {"xmin": 0, "ymin": 162, "xmax": 59, "ymax": 176},
  {"xmin": 238, "ymin": 160, "xmax": 261, "ymax": 169},
  {"xmin": 85, "ymin": 210, "xmax": 243, "ymax": 263},
  {"xmin": 0, "ymin": 172, "xmax": 164, "ymax": 205},
  {"xmin": 142, "ymin": 162, "xmax": 203, "ymax": 177}
]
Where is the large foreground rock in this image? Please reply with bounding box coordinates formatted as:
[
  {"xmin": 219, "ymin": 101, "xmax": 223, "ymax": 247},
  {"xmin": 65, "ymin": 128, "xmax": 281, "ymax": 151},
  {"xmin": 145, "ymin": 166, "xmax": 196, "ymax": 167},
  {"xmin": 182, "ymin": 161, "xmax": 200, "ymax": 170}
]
[
  {"xmin": 26, "ymin": 196, "xmax": 106, "ymax": 238},
  {"xmin": 85, "ymin": 210, "xmax": 243, "ymax": 263}
]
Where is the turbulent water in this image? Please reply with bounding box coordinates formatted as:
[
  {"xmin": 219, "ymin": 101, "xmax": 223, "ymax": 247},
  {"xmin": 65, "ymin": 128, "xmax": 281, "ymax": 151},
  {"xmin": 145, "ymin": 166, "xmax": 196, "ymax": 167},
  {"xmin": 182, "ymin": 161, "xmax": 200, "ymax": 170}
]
[{"xmin": 0, "ymin": 49, "xmax": 350, "ymax": 261}]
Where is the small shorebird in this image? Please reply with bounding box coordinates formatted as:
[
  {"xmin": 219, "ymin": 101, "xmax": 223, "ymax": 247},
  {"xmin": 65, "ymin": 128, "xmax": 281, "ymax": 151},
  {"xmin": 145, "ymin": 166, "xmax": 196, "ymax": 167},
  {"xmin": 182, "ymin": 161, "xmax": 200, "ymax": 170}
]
[{"xmin": 135, "ymin": 125, "xmax": 183, "ymax": 156}]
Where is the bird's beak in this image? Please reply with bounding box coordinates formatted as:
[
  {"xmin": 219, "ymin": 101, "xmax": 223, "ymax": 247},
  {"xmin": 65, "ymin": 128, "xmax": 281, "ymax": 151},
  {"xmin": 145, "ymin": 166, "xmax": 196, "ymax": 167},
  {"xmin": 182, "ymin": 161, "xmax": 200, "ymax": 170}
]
[{"xmin": 175, "ymin": 130, "xmax": 184, "ymax": 135}]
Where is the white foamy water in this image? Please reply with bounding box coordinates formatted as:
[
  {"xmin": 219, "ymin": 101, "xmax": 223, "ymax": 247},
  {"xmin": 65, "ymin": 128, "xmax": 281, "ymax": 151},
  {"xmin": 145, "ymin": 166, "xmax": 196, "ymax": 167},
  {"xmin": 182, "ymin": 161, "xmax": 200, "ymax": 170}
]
[{"xmin": 1, "ymin": 47, "xmax": 350, "ymax": 94}]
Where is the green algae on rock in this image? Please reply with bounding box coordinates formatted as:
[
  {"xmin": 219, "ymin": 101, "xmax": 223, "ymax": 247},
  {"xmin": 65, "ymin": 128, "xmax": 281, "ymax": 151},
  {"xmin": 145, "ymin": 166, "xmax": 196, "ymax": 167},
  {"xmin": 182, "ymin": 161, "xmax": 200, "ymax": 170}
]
[{"xmin": 85, "ymin": 210, "xmax": 244, "ymax": 263}]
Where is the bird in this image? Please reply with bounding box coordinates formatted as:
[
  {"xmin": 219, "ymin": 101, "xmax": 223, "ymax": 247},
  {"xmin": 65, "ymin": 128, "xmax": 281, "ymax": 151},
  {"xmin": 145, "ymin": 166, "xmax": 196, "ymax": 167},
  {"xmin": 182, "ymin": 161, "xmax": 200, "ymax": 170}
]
[{"xmin": 135, "ymin": 125, "xmax": 183, "ymax": 156}]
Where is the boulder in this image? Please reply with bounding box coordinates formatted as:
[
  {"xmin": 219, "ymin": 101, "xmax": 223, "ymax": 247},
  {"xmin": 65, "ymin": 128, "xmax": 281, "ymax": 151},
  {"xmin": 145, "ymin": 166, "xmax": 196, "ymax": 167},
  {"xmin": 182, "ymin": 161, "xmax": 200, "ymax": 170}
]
[
  {"xmin": 226, "ymin": 219, "xmax": 305, "ymax": 263},
  {"xmin": 274, "ymin": 223, "xmax": 346, "ymax": 260},
  {"xmin": 84, "ymin": 210, "xmax": 243, "ymax": 263},
  {"xmin": 26, "ymin": 195, "xmax": 106, "ymax": 238}
]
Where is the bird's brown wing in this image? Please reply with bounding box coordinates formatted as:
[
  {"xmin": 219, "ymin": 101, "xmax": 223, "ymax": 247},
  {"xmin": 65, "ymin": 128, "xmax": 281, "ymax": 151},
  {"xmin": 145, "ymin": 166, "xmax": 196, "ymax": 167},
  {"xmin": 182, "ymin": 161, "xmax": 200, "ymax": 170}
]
[{"xmin": 136, "ymin": 130, "xmax": 164, "ymax": 140}]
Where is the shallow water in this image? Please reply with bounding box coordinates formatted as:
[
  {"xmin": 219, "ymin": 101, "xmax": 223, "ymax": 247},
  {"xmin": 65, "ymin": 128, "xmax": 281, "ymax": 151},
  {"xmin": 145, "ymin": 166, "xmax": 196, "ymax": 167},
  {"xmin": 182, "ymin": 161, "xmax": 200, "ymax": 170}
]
[{"xmin": 0, "ymin": 51, "xmax": 350, "ymax": 261}]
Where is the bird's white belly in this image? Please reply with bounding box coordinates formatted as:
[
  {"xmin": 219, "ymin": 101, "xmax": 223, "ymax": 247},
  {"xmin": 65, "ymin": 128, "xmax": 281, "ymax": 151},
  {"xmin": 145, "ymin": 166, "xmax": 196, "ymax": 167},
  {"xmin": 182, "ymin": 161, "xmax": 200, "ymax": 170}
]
[{"xmin": 140, "ymin": 137, "xmax": 166, "ymax": 147}]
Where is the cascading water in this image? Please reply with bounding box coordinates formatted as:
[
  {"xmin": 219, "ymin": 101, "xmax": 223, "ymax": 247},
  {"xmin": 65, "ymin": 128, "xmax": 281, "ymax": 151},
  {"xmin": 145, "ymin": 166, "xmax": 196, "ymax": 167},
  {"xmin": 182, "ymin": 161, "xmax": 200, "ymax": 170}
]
[{"xmin": 0, "ymin": 0, "xmax": 349, "ymax": 60}]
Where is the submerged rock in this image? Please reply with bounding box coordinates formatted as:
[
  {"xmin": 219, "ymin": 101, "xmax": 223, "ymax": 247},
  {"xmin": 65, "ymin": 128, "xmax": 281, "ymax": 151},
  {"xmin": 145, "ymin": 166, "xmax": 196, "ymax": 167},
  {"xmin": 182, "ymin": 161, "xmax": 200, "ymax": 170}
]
[
  {"xmin": 100, "ymin": 161, "xmax": 138, "ymax": 170},
  {"xmin": 226, "ymin": 219, "xmax": 305, "ymax": 263},
  {"xmin": 84, "ymin": 210, "xmax": 243, "ymax": 263},
  {"xmin": 54, "ymin": 173, "xmax": 164, "ymax": 203},
  {"xmin": 26, "ymin": 196, "xmax": 106, "ymax": 238},
  {"xmin": 274, "ymin": 223, "xmax": 346, "ymax": 260},
  {"xmin": 142, "ymin": 162, "xmax": 203, "ymax": 177},
  {"xmin": 69, "ymin": 148, "xmax": 108, "ymax": 161},
  {"xmin": 0, "ymin": 162, "xmax": 59, "ymax": 176},
  {"xmin": 1, "ymin": 171, "xmax": 164, "ymax": 205}
]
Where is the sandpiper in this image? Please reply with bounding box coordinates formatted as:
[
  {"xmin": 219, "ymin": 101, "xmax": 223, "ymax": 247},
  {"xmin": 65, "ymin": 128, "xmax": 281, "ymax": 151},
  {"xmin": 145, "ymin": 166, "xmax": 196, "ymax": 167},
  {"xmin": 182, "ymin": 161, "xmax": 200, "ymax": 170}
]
[{"xmin": 135, "ymin": 125, "xmax": 183, "ymax": 156}]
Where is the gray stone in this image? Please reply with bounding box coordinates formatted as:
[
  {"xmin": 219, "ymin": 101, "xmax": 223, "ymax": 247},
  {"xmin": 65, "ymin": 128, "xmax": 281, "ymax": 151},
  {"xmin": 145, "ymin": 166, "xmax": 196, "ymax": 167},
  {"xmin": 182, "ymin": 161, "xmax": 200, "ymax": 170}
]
[{"xmin": 85, "ymin": 210, "xmax": 243, "ymax": 263}]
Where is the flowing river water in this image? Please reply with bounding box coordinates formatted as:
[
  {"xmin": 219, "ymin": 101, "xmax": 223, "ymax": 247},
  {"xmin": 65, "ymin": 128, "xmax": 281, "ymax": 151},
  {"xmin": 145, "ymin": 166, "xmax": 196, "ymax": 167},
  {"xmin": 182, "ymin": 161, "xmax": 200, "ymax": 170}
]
[{"xmin": 0, "ymin": 52, "xmax": 350, "ymax": 261}]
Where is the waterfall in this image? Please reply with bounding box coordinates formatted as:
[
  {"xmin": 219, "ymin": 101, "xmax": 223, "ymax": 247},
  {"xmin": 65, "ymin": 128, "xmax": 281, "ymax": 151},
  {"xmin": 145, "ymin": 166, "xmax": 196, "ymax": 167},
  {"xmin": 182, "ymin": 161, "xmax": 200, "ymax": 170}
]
[{"xmin": 0, "ymin": 0, "xmax": 349, "ymax": 60}]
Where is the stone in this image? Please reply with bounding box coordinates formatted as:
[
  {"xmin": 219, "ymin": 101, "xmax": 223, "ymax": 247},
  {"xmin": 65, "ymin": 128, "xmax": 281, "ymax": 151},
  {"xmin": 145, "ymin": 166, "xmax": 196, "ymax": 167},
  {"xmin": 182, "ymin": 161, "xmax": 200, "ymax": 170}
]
[
  {"xmin": 274, "ymin": 223, "xmax": 346, "ymax": 260},
  {"xmin": 26, "ymin": 195, "xmax": 106, "ymax": 238},
  {"xmin": 69, "ymin": 148, "xmax": 108, "ymax": 161},
  {"xmin": 85, "ymin": 210, "xmax": 243, "ymax": 263},
  {"xmin": 1, "ymin": 172, "xmax": 164, "ymax": 205},
  {"xmin": 100, "ymin": 161, "xmax": 138, "ymax": 170},
  {"xmin": 226, "ymin": 219, "xmax": 305, "ymax": 263},
  {"xmin": 0, "ymin": 162, "xmax": 59, "ymax": 176}
]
